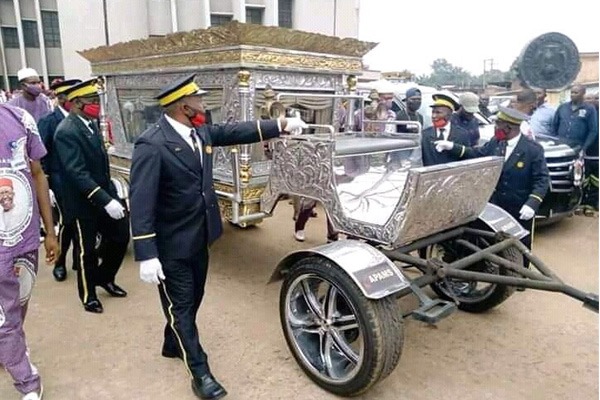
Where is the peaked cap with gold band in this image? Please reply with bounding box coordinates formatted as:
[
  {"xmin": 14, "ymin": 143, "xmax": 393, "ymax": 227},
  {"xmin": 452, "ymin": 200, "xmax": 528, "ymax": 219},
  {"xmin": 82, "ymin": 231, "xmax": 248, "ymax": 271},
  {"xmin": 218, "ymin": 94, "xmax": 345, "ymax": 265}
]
[
  {"xmin": 495, "ymin": 106, "xmax": 530, "ymax": 125},
  {"xmin": 50, "ymin": 79, "xmax": 82, "ymax": 96},
  {"xmin": 155, "ymin": 73, "xmax": 207, "ymax": 107},
  {"xmin": 63, "ymin": 78, "xmax": 99, "ymax": 101},
  {"xmin": 430, "ymin": 93, "xmax": 460, "ymax": 112}
]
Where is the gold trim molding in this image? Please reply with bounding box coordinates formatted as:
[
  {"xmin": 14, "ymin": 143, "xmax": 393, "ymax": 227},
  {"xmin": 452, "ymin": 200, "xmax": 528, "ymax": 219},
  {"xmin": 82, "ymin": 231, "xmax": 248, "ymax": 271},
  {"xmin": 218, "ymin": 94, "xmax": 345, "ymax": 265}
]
[
  {"xmin": 80, "ymin": 21, "xmax": 377, "ymax": 65},
  {"xmin": 214, "ymin": 182, "xmax": 266, "ymax": 201},
  {"xmin": 90, "ymin": 48, "xmax": 364, "ymax": 76}
]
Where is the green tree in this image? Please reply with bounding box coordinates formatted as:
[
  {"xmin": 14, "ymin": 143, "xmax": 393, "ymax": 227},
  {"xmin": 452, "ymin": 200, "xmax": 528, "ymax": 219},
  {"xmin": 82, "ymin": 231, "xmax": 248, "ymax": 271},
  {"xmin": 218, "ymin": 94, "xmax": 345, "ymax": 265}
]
[{"xmin": 417, "ymin": 58, "xmax": 476, "ymax": 88}]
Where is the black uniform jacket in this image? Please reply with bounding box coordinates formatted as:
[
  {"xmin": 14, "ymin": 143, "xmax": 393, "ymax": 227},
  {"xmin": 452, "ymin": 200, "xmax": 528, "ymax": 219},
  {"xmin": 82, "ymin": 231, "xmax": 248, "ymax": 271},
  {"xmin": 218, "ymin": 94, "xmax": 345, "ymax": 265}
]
[
  {"xmin": 130, "ymin": 116, "xmax": 281, "ymax": 262},
  {"xmin": 54, "ymin": 113, "xmax": 117, "ymax": 222},
  {"xmin": 421, "ymin": 124, "xmax": 470, "ymax": 166},
  {"xmin": 37, "ymin": 107, "xmax": 65, "ymax": 188},
  {"xmin": 450, "ymin": 135, "xmax": 550, "ymax": 215}
]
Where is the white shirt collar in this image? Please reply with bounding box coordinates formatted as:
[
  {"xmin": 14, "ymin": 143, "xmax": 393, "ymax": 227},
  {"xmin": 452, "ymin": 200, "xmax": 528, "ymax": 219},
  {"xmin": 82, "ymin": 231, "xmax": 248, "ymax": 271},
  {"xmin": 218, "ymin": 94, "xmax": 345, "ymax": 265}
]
[
  {"xmin": 507, "ymin": 133, "xmax": 521, "ymax": 147},
  {"xmin": 165, "ymin": 114, "xmax": 194, "ymax": 139},
  {"xmin": 438, "ymin": 122, "xmax": 451, "ymax": 140},
  {"xmin": 77, "ymin": 115, "xmax": 94, "ymax": 133},
  {"xmin": 504, "ymin": 133, "xmax": 521, "ymax": 160},
  {"xmin": 164, "ymin": 114, "xmax": 201, "ymax": 161},
  {"xmin": 58, "ymin": 105, "xmax": 69, "ymax": 118}
]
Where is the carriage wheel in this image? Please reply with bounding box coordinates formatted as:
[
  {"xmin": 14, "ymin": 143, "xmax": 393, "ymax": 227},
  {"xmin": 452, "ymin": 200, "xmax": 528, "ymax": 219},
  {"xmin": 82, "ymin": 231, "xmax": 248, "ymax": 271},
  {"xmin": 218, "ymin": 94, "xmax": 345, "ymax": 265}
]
[
  {"xmin": 423, "ymin": 237, "xmax": 520, "ymax": 313},
  {"xmin": 279, "ymin": 256, "xmax": 404, "ymax": 397}
]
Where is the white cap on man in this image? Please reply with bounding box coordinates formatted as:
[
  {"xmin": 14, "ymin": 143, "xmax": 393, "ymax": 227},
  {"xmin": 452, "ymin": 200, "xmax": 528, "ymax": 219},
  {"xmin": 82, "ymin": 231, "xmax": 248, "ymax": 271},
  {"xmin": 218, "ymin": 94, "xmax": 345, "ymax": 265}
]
[
  {"xmin": 459, "ymin": 92, "xmax": 480, "ymax": 113},
  {"xmin": 17, "ymin": 67, "xmax": 40, "ymax": 82},
  {"xmin": 373, "ymin": 80, "xmax": 396, "ymax": 95}
]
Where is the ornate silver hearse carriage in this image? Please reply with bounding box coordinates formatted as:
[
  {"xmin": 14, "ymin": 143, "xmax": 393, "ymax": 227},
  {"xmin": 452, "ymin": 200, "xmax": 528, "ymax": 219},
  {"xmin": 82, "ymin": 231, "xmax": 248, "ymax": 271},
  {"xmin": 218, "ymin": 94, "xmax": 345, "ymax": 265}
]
[{"xmin": 79, "ymin": 23, "xmax": 597, "ymax": 397}]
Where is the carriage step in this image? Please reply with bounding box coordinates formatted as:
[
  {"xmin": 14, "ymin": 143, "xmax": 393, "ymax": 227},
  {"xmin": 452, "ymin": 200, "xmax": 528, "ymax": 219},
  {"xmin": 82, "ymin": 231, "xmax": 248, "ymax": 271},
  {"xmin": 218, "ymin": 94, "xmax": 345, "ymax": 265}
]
[{"xmin": 411, "ymin": 299, "xmax": 457, "ymax": 324}]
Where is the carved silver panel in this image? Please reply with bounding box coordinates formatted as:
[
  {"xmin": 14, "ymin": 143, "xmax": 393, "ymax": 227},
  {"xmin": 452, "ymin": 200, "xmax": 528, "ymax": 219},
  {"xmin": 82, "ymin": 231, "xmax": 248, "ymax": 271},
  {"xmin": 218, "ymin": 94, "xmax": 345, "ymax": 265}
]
[
  {"xmin": 262, "ymin": 136, "xmax": 504, "ymax": 247},
  {"xmin": 112, "ymin": 71, "xmax": 233, "ymax": 90},
  {"xmin": 392, "ymin": 157, "xmax": 503, "ymax": 245},
  {"xmin": 105, "ymin": 78, "xmax": 127, "ymax": 148},
  {"xmin": 254, "ymin": 71, "xmax": 339, "ymax": 91}
]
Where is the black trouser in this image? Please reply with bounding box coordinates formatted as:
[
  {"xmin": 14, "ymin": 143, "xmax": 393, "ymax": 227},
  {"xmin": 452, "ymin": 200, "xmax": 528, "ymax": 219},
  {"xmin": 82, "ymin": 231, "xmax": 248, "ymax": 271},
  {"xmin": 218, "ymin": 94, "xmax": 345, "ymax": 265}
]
[
  {"xmin": 295, "ymin": 202, "xmax": 338, "ymax": 241},
  {"xmin": 54, "ymin": 196, "xmax": 79, "ymax": 270},
  {"xmin": 71, "ymin": 209, "xmax": 130, "ymax": 303},
  {"xmin": 583, "ymin": 159, "xmax": 598, "ymax": 210},
  {"xmin": 494, "ymin": 202, "xmax": 534, "ymax": 268},
  {"xmin": 56, "ymin": 222, "xmax": 78, "ymax": 270},
  {"xmin": 159, "ymin": 247, "xmax": 210, "ymax": 378}
]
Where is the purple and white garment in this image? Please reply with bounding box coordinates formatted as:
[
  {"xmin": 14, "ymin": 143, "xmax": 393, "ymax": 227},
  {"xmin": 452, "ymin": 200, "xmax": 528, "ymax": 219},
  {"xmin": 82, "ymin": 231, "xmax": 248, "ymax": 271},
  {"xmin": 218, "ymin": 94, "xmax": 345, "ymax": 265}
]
[
  {"xmin": 7, "ymin": 93, "xmax": 53, "ymax": 123},
  {"xmin": 0, "ymin": 104, "xmax": 46, "ymax": 395}
]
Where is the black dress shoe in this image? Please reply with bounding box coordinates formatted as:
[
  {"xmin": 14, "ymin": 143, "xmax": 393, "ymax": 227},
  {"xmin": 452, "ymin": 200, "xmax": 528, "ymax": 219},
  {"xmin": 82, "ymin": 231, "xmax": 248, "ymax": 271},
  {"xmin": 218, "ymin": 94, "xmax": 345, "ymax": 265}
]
[
  {"xmin": 52, "ymin": 265, "xmax": 67, "ymax": 282},
  {"xmin": 100, "ymin": 282, "xmax": 127, "ymax": 297},
  {"xmin": 83, "ymin": 299, "xmax": 104, "ymax": 313},
  {"xmin": 191, "ymin": 374, "xmax": 227, "ymax": 400}
]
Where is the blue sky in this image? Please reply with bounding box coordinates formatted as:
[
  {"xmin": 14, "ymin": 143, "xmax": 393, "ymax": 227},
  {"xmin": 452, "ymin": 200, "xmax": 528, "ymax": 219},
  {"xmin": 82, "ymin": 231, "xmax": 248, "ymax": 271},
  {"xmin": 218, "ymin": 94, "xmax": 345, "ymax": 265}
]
[{"xmin": 358, "ymin": 0, "xmax": 599, "ymax": 76}]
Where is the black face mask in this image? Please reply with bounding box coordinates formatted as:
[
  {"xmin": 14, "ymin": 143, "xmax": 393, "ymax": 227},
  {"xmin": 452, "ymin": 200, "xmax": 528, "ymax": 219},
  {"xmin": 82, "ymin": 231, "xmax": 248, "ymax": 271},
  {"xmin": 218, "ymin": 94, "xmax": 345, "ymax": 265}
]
[{"xmin": 406, "ymin": 99, "xmax": 421, "ymax": 112}]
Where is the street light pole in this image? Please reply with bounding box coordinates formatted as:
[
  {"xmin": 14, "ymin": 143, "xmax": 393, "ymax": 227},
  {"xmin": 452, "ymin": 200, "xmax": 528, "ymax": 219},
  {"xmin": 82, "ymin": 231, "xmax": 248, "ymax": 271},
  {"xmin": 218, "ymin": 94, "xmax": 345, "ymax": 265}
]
[
  {"xmin": 102, "ymin": 0, "xmax": 110, "ymax": 45},
  {"xmin": 333, "ymin": 0, "xmax": 337, "ymax": 36},
  {"xmin": 483, "ymin": 58, "xmax": 494, "ymax": 89}
]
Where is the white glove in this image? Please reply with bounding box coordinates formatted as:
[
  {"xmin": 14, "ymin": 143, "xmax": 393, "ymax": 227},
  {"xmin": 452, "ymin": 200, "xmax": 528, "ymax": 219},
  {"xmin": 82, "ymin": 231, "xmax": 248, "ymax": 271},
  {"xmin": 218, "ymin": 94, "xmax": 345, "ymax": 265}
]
[
  {"xmin": 104, "ymin": 199, "xmax": 126, "ymax": 220},
  {"xmin": 519, "ymin": 205, "xmax": 536, "ymax": 220},
  {"xmin": 49, "ymin": 189, "xmax": 56, "ymax": 206},
  {"xmin": 140, "ymin": 258, "xmax": 165, "ymax": 284},
  {"xmin": 283, "ymin": 117, "xmax": 308, "ymax": 135},
  {"xmin": 434, "ymin": 140, "xmax": 454, "ymax": 152}
]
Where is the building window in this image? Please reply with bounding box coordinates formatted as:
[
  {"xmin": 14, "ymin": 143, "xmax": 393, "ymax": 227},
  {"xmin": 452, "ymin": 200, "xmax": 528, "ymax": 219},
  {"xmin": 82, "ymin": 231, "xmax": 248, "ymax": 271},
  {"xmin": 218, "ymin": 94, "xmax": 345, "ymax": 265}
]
[
  {"xmin": 278, "ymin": 0, "xmax": 293, "ymax": 28},
  {"xmin": 9, "ymin": 76, "xmax": 19, "ymax": 91},
  {"xmin": 1, "ymin": 27, "xmax": 20, "ymax": 48},
  {"xmin": 22, "ymin": 20, "xmax": 39, "ymax": 48},
  {"xmin": 210, "ymin": 14, "xmax": 233, "ymax": 26},
  {"xmin": 246, "ymin": 7, "xmax": 263, "ymax": 25},
  {"xmin": 42, "ymin": 11, "xmax": 61, "ymax": 47}
]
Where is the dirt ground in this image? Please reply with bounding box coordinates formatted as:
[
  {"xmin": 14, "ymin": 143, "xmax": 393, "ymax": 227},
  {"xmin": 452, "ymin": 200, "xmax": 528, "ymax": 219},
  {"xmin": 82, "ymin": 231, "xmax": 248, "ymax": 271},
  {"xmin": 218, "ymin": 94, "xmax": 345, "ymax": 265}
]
[{"xmin": 1, "ymin": 204, "xmax": 598, "ymax": 400}]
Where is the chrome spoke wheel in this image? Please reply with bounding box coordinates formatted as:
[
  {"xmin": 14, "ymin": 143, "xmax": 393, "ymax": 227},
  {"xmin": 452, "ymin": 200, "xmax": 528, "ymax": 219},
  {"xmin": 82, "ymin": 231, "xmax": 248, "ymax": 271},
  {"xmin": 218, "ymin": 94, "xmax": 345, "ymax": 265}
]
[{"xmin": 285, "ymin": 273, "xmax": 364, "ymax": 384}]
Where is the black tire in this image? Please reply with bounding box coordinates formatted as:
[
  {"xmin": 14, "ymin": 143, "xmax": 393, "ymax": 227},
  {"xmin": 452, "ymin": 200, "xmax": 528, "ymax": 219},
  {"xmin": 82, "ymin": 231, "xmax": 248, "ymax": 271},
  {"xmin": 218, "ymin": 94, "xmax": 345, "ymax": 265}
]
[
  {"xmin": 422, "ymin": 238, "xmax": 520, "ymax": 313},
  {"xmin": 279, "ymin": 256, "xmax": 403, "ymax": 397}
]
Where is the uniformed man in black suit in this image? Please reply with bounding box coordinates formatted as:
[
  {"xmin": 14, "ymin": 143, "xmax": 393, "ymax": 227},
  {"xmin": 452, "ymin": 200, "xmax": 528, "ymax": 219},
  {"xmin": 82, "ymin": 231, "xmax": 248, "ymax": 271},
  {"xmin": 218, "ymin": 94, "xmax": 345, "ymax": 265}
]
[
  {"xmin": 421, "ymin": 93, "xmax": 471, "ymax": 166},
  {"xmin": 129, "ymin": 74, "xmax": 307, "ymax": 400},
  {"xmin": 54, "ymin": 78, "xmax": 130, "ymax": 314},
  {"xmin": 435, "ymin": 106, "xmax": 550, "ymax": 251},
  {"xmin": 38, "ymin": 78, "xmax": 81, "ymax": 282}
]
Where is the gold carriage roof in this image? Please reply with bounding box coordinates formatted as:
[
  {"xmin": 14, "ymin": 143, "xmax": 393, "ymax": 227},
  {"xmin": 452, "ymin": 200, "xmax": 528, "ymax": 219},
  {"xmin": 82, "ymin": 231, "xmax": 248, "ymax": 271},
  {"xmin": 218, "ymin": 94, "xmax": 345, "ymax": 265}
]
[{"xmin": 78, "ymin": 21, "xmax": 378, "ymax": 76}]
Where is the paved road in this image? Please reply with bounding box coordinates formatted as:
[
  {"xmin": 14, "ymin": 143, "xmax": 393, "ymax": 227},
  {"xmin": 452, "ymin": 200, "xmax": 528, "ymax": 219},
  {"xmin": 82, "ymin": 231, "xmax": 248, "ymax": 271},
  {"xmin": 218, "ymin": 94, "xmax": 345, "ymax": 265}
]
[{"xmin": 1, "ymin": 206, "xmax": 598, "ymax": 400}]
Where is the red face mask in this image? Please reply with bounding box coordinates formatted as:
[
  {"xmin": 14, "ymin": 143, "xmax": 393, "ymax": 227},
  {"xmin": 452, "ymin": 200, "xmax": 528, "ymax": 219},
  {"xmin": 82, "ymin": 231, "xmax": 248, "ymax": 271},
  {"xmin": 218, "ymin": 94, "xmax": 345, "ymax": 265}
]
[
  {"xmin": 63, "ymin": 101, "xmax": 72, "ymax": 111},
  {"xmin": 494, "ymin": 128, "xmax": 508, "ymax": 141},
  {"xmin": 82, "ymin": 103, "xmax": 100, "ymax": 119},
  {"xmin": 432, "ymin": 118, "xmax": 447, "ymax": 129},
  {"xmin": 190, "ymin": 112, "xmax": 206, "ymax": 128}
]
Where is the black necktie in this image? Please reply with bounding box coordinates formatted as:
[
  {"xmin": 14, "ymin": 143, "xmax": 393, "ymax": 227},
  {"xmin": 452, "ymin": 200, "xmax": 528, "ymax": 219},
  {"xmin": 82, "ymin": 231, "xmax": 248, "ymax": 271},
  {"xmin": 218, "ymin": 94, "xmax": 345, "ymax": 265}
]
[
  {"xmin": 90, "ymin": 120, "xmax": 100, "ymax": 135},
  {"xmin": 438, "ymin": 128, "xmax": 445, "ymax": 139},
  {"xmin": 190, "ymin": 131, "xmax": 201, "ymax": 163},
  {"xmin": 497, "ymin": 141, "xmax": 507, "ymax": 157}
]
